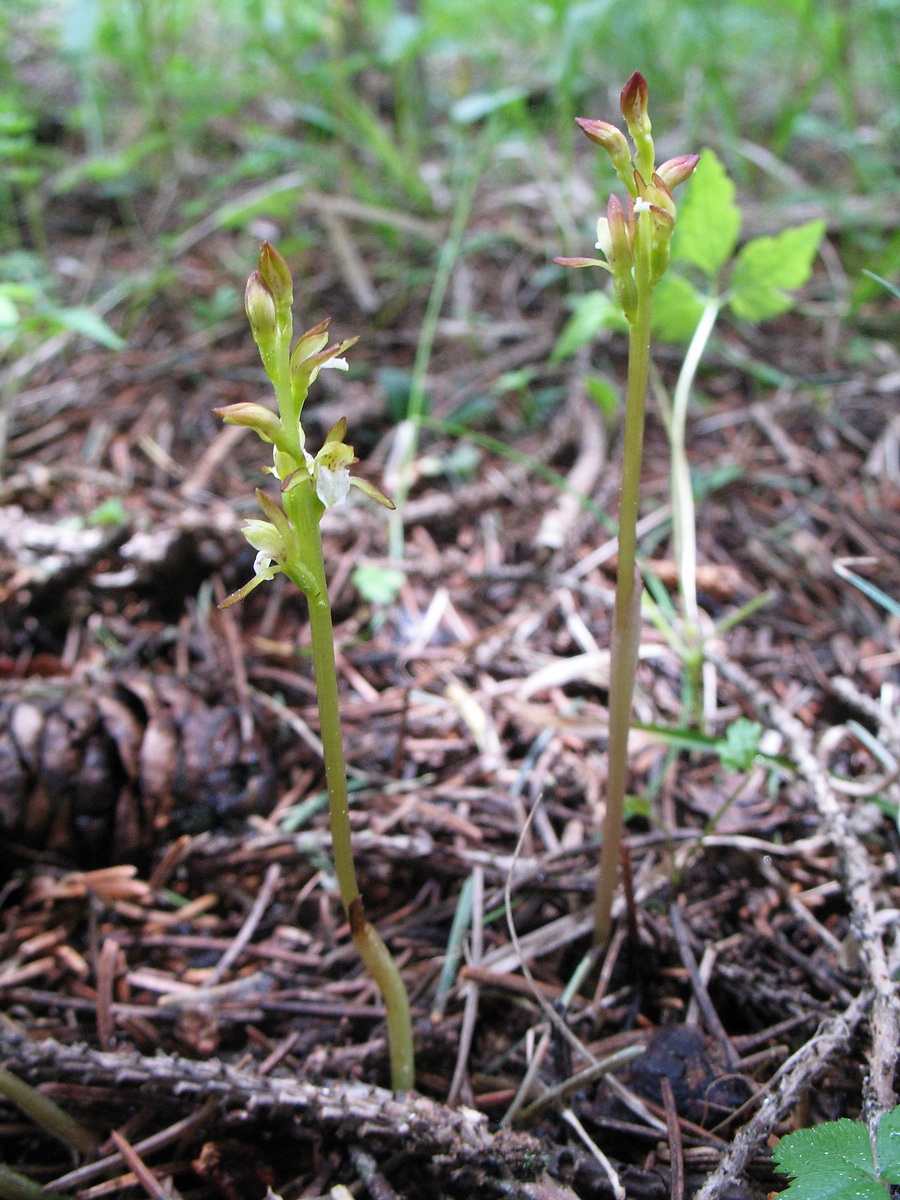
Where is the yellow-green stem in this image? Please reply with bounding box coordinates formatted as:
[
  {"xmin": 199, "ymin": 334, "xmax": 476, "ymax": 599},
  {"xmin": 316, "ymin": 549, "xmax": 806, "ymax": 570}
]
[
  {"xmin": 594, "ymin": 271, "xmax": 654, "ymax": 947},
  {"xmin": 0, "ymin": 1066, "xmax": 97, "ymax": 1156},
  {"xmin": 283, "ymin": 480, "xmax": 414, "ymax": 1091}
]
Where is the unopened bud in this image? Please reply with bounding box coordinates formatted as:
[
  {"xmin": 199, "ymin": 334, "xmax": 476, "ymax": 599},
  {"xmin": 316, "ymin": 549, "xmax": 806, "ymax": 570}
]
[
  {"xmin": 245, "ymin": 272, "xmax": 277, "ymax": 345},
  {"xmin": 620, "ymin": 72, "xmax": 650, "ymax": 136},
  {"xmin": 575, "ymin": 117, "xmax": 633, "ymax": 187},
  {"xmin": 213, "ymin": 402, "xmax": 284, "ymax": 445},
  {"xmin": 606, "ymin": 195, "xmax": 634, "ymax": 269},
  {"xmin": 656, "ymin": 154, "xmax": 700, "ymax": 190},
  {"xmin": 258, "ymin": 242, "xmax": 293, "ymax": 318},
  {"xmin": 620, "ymin": 71, "xmax": 654, "ymax": 181}
]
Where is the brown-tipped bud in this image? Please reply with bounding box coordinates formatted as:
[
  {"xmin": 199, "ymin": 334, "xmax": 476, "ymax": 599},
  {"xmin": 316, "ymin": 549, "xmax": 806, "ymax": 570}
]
[
  {"xmin": 620, "ymin": 71, "xmax": 654, "ymax": 181},
  {"xmin": 656, "ymin": 153, "xmax": 700, "ymax": 190},
  {"xmin": 620, "ymin": 72, "xmax": 650, "ymax": 134},
  {"xmin": 244, "ymin": 271, "xmax": 277, "ymax": 344},
  {"xmin": 258, "ymin": 242, "xmax": 293, "ymax": 315},
  {"xmin": 606, "ymin": 195, "xmax": 633, "ymax": 268},
  {"xmin": 576, "ymin": 117, "xmax": 634, "ymax": 191},
  {"xmin": 648, "ymin": 173, "xmax": 677, "ymax": 220},
  {"xmin": 290, "ymin": 320, "xmax": 331, "ymax": 370},
  {"xmin": 213, "ymin": 402, "xmax": 283, "ymax": 445},
  {"xmin": 633, "ymin": 171, "xmax": 677, "ymax": 223},
  {"xmin": 554, "ymin": 255, "xmax": 611, "ymax": 270}
]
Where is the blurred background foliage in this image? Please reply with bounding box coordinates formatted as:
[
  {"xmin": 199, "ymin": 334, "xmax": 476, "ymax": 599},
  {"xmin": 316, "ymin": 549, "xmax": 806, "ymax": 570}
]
[{"xmin": 0, "ymin": 0, "xmax": 898, "ymax": 342}]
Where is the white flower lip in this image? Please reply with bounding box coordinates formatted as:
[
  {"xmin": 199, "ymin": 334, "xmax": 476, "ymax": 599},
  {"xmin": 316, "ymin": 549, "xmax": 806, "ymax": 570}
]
[{"xmin": 316, "ymin": 463, "xmax": 352, "ymax": 508}]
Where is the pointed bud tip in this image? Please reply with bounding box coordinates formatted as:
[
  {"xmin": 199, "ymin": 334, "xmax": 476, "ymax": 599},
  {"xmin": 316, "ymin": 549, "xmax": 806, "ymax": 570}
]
[
  {"xmin": 244, "ymin": 272, "xmax": 277, "ymax": 339},
  {"xmin": 620, "ymin": 71, "xmax": 648, "ymax": 109},
  {"xmin": 258, "ymin": 242, "xmax": 293, "ymax": 310},
  {"xmin": 656, "ymin": 154, "xmax": 701, "ymax": 191}
]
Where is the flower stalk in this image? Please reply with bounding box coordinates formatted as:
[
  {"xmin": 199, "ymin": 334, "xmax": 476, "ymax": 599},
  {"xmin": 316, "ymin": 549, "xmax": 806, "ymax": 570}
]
[
  {"xmin": 556, "ymin": 74, "xmax": 698, "ymax": 945},
  {"xmin": 215, "ymin": 244, "xmax": 413, "ymax": 1091}
]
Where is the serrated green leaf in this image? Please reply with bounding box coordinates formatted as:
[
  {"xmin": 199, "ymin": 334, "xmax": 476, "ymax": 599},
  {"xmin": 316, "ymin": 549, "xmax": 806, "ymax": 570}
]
[
  {"xmin": 352, "ymin": 565, "xmax": 405, "ymax": 606},
  {"xmin": 650, "ymin": 273, "xmax": 707, "ymax": 343},
  {"xmin": 773, "ymin": 1171, "xmax": 888, "ymax": 1200},
  {"xmin": 670, "ymin": 149, "xmax": 741, "ymax": 278},
  {"xmin": 551, "ymin": 290, "xmax": 625, "ymax": 362},
  {"xmin": 729, "ymin": 219, "xmax": 825, "ymax": 322},
  {"xmin": 717, "ymin": 718, "xmax": 763, "ymax": 773},
  {"xmin": 773, "ymin": 1119, "xmax": 881, "ymax": 1199},
  {"xmin": 876, "ymin": 1105, "xmax": 900, "ymax": 1183}
]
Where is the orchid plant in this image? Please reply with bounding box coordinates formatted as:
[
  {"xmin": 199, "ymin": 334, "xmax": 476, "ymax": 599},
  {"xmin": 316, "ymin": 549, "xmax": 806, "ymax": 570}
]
[
  {"xmin": 556, "ymin": 73, "xmax": 698, "ymax": 946},
  {"xmin": 214, "ymin": 244, "xmax": 414, "ymax": 1092}
]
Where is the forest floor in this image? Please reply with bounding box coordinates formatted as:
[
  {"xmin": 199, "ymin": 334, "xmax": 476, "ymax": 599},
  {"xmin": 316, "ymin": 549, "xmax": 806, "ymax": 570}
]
[{"xmin": 1, "ymin": 156, "xmax": 899, "ymax": 1200}]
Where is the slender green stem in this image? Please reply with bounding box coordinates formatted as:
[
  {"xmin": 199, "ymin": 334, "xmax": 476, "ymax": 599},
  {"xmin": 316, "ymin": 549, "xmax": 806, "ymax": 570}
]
[
  {"xmin": 283, "ymin": 479, "xmax": 414, "ymax": 1092},
  {"xmin": 0, "ymin": 1066, "xmax": 97, "ymax": 1156},
  {"xmin": 0, "ymin": 1164, "xmax": 71, "ymax": 1200},
  {"xmin": 594, "ymin": 262, "xmax": 654, "ymax": 948}
]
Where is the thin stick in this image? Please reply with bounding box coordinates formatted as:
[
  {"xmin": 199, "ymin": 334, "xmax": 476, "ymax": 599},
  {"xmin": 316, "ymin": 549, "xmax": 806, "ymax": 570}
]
[
  {"xmin": 668, "ymin": 904, "xmax": 739, "ymax": 1070},
  {"xmin": 205, "ymin": 864, "xmax": 281, "ymax": 987},
  {"xmin": 661, "ymin": 1077, "xmax": 685, "ymax": 1200}
]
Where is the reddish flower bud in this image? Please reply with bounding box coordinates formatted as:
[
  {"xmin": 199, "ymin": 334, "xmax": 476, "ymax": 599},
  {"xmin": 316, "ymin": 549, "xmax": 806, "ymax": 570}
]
[
  {"xmin": 606, "ymin": 195, "xmax": 634, "ymax": 268},
  {"xmin": 620, "ymin": 72, "xmax": 650, "ymax": 134},
  {"xmin": 620, "ymin": 71, "xmax": 654, "ymax": 181},
  {"xmin": 554, "ymin": 256, "xmax": 610, "ymax": 270},
  {"xmin": 656, "ymin": 154, "xmax": 700, "ymax": 190}
]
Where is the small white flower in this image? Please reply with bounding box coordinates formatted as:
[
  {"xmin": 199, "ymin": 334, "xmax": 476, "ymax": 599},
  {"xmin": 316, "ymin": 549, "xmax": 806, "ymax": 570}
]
[
  {"xmin": 316, "ymin": 462, "xmax": 352, "ymax": 508},
  {"xmin": 595, "ymin": 216, "xmax": 613, "ymax": 258},
  {"xmin": 634, "ymin": 198, "xmax": 653, "ymax": 214},
  {"xmin": 242, "ymin": 518, "xmax": 286, "ymax": 560}
]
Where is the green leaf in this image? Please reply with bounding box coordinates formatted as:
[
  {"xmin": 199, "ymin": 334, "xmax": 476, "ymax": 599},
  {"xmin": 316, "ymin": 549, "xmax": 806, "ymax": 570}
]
[
  {"xmin": 729, "ymin": 219, "xmax": 825, "ymax": 322},
  {"xmin": 875, "ymin": 1105, "xmax": 900, "ymax": 1183},
  {"xmin": 650, "ymin": 273, "xmax": 707, "ymax": 343},
  {"xmin": 86, "ymin": 498, "xmax": 129, "ymax": 527},
  {"xmin": 717, "ymin": 718, "xmax": 763, "ymax": 773},
  {"xmin": 670, "ymin": 149, "xmax": 741, "ymax": 278},
  {"xmin": 49, "ymin": 306, "xmax": 126, "ymax": 350},
  {"xmin": 352, "ymin": 565, "xmax": 405, "ymax": 606},
  {"xmin": 585, "ymin": 374, "xmax": 618, "ymax": 419},
  {"xmin": 551, "ymin": 290, "xmax": 625, "ymax": 362},
  {"xmin": 773, "ymin": 1119, "xmax": 884, "ymax": 1200}
]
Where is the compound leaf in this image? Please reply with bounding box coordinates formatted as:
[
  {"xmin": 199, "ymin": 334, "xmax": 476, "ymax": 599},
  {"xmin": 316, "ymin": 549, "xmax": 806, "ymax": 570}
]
[
  {"xmin": 717, "ymin": 718, "xmax": 763, "ymax": 773},
  {"xmin": 876, "ymin": 1105, "xmax": 900, "ymax": 1184},
  {"xmin": 773, "ymin": 1118, "xmax": 884, "ymax": 1200}
]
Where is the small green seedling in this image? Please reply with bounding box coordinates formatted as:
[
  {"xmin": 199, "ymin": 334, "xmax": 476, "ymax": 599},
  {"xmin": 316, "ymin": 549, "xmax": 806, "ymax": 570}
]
[
  {"xmin": 555, "ymin": 72, "xmax": 699, "ymax": 945},
  {"xmin": 773, "ymin": 1105, "xmax": 900, "ymax": 1198},
  {"xmin": 214, "ymin": 244, "xmax": 414, "ymax": 1092}
]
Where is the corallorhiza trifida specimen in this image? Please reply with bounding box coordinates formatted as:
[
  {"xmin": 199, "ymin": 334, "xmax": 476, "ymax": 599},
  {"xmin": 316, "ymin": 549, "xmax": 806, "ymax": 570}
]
[{"xmin": 214, "ymin": 244, "xmax": 414, "ymax": 1092}]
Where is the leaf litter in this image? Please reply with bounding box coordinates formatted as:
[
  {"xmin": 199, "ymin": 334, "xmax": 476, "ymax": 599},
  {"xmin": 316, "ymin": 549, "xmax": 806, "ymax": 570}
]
[{"xmin": 0, "ymin": 161, "xmax": 898, "ymax": 1200}]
